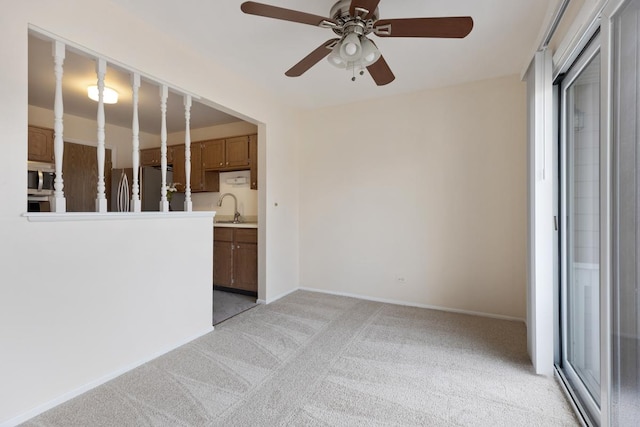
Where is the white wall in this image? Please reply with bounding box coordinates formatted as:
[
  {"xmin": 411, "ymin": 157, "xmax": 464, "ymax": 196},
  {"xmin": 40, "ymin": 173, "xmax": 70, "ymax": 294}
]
[
  {"xmin": 299, "ymin": 75, "xmax": 528, "ymax": 320},
  {"xmin": 0, "ymin": 0, "xmax": 300, "ymax": 423}
]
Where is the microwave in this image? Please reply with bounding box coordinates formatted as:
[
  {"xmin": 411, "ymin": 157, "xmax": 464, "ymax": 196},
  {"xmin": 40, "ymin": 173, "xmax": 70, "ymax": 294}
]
[{"xmin": 27, "ymin": 161, "xmax": 55, "ymax": 196}]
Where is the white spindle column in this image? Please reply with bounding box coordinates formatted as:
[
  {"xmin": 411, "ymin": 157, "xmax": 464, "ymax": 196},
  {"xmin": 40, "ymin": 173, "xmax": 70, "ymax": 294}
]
[
  {"xmin": 51, "ymin": 41, "xmax": 66, "ymax": 213},
  {"xmin": 131, "ymin": 73, "xmax": 141, "ymax": 212},
  {"xmin": 95, "ymin": 58, "xmax": 108, "ymax": 213},
  {"xmin": 159, "ymin": 85, "xmax": 169, "ymax": 212},
  {"xmin": 183, "ymin": 95, "xmax": 193, "ymax": 212}
]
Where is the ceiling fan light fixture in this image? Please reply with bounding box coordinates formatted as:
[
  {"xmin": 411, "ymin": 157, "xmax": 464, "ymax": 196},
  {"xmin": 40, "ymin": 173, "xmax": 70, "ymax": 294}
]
[
  {"xmin": 339, "ymin": 32, "xmax": 362, "ymax": 60},
  {"xmin": 327, "ymin": 42, "xmax": 347, "ymax": 69},
  {"xmin": 360, "ymin": 36, "xmax": 381, "ymax": 66},
  {"xmin": 87, "ymin": 85, "xmax": 119, "ymax": 104}
]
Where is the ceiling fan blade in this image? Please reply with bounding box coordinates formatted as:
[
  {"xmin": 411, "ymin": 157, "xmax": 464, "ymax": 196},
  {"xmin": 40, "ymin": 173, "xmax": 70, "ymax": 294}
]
[
  {"xmin": 374, "ymin": 17, "xmax": 474, "ymax": 38},
  {"xmin": 285, "ymin": 39, "xmax": 339, "ymax": 77},
  {"xmin": 241, "ymin": 1, "xmax": 336, "ymax": 27},
  {"xmin": 366, "ymin": 55, "xmax": 395, "ymax": 86},
  {"xmin": 349, "ymin": 0, "xmax": 380, "ymax": 20}
]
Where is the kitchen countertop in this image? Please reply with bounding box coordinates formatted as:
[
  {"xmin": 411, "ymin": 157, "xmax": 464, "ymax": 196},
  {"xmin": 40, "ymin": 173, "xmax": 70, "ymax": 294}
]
[{"xmin": 214, "ymin": 221, "xmax": 258, "ymax": 229}]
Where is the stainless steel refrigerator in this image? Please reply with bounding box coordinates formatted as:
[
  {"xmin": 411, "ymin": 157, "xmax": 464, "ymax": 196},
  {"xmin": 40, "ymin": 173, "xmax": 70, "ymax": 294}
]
[{"xmin": 111, "ymin": 166, "xmax": 183, "ymax": 212}]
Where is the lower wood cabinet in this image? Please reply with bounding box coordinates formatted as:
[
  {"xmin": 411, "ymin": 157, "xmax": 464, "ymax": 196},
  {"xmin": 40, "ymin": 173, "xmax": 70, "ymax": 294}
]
[{"xmin": 213, "ymin": 227, "xmax": 257, "ymax": 294}]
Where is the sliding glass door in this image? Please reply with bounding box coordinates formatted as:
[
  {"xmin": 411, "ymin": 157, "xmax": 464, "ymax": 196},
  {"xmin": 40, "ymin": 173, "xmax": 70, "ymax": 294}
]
[{"xmin": 559, "ymin": 36, "xmax": 601, "ymax": 423}]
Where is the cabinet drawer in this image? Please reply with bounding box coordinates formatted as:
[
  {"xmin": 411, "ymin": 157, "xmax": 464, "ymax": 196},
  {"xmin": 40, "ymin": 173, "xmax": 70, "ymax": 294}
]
[
  {"xmin": 214, "ymin": 227, "xmax": 234, "ymax": 242},
  {"xmin": 235, "ymin": 228, "xmax": 257, "ymax": 243}
]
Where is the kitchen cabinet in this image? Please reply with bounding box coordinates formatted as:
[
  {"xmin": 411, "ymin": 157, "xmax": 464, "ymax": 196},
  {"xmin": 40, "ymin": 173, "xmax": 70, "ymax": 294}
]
[
  {"xmin": 140, "ymin": 148, "xmax": 159, "ymax": 166},
  {"xmin": 138, "ymin": 132, "xmax": 256, "ymax": 193},
  {"xmin": 140, "ymin": 147, "xmax": 174, "ymax": 166},
  {"xmin": 201, "ymin": 136, "xmax": 250, "ymax": 171},
  {"xmin": 202, "ymin": 139, "xmax": 225, "ymax": 169},
  {"xmin": 28, "ymin": 125, "xmax": 54, "ymax": 163},
  {"xmin": 249, "ymin": 134, "xmax": 258, "ymax": 190},
  {"xmin": 225, "ymin": 136, "xmax": 251, "ymax": 168},
  {"xmin": 191, "ymin": 142, "xmax": 219, "ymax": 193},
  {"xmin": 171, "ymin": 145, "xmax": 185, "ymax": 192},
  {"xmin": 213, "ymin": 226, "xmax": 257, "ymax": 294}
]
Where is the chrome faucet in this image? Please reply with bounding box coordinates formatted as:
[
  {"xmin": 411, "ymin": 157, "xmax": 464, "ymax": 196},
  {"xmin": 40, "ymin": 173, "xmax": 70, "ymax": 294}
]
[{"xmin": 217, "ymin": 193, "xmax": 241, "ymax": 223}]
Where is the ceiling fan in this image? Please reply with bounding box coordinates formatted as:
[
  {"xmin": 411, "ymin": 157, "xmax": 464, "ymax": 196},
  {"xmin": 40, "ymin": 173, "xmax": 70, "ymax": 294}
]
[{"xmin": 240, "ymin": 0, "xmax": 474, "ymax": 86}]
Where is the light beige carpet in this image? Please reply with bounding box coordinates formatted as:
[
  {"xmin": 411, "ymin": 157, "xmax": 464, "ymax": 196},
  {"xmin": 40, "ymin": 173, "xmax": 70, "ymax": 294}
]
[{"xmin": 24, "ymin": 291, "xmax": 579, "ymax": 426}]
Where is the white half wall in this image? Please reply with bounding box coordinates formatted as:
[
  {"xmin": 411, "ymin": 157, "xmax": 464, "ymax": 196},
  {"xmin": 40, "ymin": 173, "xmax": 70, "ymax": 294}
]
[{"xmin": 299, "ymin": 75, "xmax": 528, "ymax": 320}]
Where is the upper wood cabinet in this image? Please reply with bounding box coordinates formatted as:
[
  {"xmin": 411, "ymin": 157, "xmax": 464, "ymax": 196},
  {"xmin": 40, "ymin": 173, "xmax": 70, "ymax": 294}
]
[
  {"xmin": 190, "ymin": 142, "xmax": 219, "ymax": 193},
  {"xmin": 202, "ymin": 139, "xmax": 225, "ymax": 169},
  {"xmin": 249, "ymin": 134, "xmax": 258, "ymax": 190},
  {"xmin": 137, "ymin": 133, "xmax": 256, "ymax": 193},
  {"xmin": 28, "ymin": 125, "xmax": 54, "ymax": 163},
  {"xmin": 171, "ymin": 145, "xmax": 185, "ymax": 192},
  {"xmin": 225, "ymin": 136, "xmax": 250, "ymax": 168},
  {"xmin": 201, "ymin": 136, "xmax": 251, "ymax": 171},
  {"xmin": 140, "ymin": 147, "xmax": 174, "ymax": 166}
]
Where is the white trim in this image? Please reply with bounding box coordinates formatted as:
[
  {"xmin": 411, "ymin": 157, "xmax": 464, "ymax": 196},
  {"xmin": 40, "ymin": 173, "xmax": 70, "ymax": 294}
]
[
  {"xmin": 299, "ymin": 287, "xmax": 526, "ymax": 323},
  {"xmin": 526, "ymin": 49, "xmax": 556, "ymax": 376},
  {"xmin": 2, "ymin": 326, "xmax": 214, "ymax": 427},
  {"xmin": 263, "ymin": 287, "xmax": 299, "ymax": 305},
  {"xmin": 23, "ymin": 211, "xmax": 216, "ymax": 222},
  {"xmin": 521, "ymin": 0, "xmax": 566, "ymax": 80}
]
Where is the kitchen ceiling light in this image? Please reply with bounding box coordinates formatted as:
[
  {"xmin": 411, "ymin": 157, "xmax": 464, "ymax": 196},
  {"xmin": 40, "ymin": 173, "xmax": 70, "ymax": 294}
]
[{"xmin": 87, "ymin": 85, "xmax": 119, "ymax": 104}]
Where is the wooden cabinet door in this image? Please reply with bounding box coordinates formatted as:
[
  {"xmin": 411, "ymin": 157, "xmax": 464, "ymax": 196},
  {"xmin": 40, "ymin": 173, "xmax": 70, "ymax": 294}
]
[
  {"xmin": 225, "ymin": 136, "xmax": 250, "ymax": 168},
  {"xmin": 213, "ymin": 241, "xmax": 234, "ymax": 287},
  {"xmin": 202, "ymin": 139, "xmax": 225, "ymax": 169},
  {"xmin": 249, "ymin": 134, "xmax": 258, "ymax": 190},
  {"xmin": 214, "ymin": 227, "xmax": 234, "ymax": 288},
  {"xmin": 171, "ymin": 145, "xmax": 185, "ymax": 192},
  {"xmin": 166, "ymin": 146, "xmax": 174, "ymax": 164},
  {"xmin": 191, "ymin": 143, "xmax": 203, "ymax": 191},
  {"xmin": 233, "ymin": 228, "xmax": 258, "ymax": 292},
  {"xmin": 140, "ymin": 148, "xmax": 160, "ymax": 166},
  {"xmin": 28, "ymin": 126, "xmax": 54, "ymax": 163}
]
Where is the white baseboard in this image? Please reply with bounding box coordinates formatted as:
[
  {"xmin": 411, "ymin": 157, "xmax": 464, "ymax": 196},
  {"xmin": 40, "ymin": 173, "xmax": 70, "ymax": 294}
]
[
  {"xmin": 263, "ymin": 287, "xmax": 299, "ymax": 305},
  {"xmin": 299, "ymin": 287, "xmax": 526, "ymax": 323},
  {"xmin": 3, "ymin": 326, "xmax": 214, "ymax": 427}
]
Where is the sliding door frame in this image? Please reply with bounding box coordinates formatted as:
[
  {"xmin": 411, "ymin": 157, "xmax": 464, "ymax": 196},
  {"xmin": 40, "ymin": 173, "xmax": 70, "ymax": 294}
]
[
  {"xmin": 552, "ymin": 1, "xmax": 623, "ymax": 425},
  {"xmin": 558, "ymin": 33, "xmax": 602, "ymax": 425}
]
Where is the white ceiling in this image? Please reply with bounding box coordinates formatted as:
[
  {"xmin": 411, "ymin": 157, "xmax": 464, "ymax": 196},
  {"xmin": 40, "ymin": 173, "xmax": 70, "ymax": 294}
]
[
  {"xmin": 29, "ymin": 1, "xmax": 553, "ymax": 129},
  {"xmin": 107, "ymin": 0, "xmax": 552, "ymax": 109}
]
